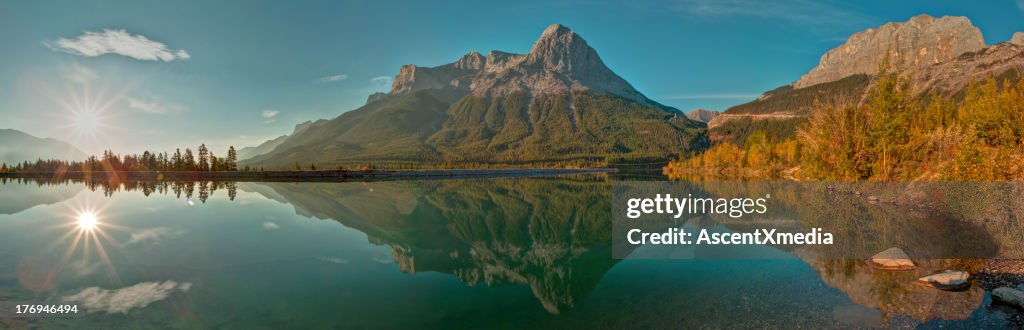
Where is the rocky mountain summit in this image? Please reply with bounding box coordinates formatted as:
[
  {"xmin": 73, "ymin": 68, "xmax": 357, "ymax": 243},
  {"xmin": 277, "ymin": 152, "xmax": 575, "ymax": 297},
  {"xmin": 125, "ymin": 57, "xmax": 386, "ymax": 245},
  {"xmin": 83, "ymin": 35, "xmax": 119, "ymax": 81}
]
[
  {"xmin": 242, "ymin": 24, "xmax": 705, "ymax": 168},
  {"xmin": 385, "ymin": 24, "xmax": 651, "ymax": 105},
  {"xmin": 1012, "ymin": 32, "xmax": 1024, "ymax": 46},
  {"xmin": 468, "ymin": 24, "xmax": 651, "ymax": 104},
  {"xmin": 794, "ymin": 15, "xmax": 985, "ymax": 88}
]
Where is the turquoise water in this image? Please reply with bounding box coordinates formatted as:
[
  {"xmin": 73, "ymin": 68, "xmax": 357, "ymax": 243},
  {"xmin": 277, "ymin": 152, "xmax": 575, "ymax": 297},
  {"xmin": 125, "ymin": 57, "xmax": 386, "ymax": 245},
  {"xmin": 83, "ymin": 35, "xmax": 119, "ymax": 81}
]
[{"xmin": 0, "ymin": 177, "xmax": 1018, "ymax": 328}]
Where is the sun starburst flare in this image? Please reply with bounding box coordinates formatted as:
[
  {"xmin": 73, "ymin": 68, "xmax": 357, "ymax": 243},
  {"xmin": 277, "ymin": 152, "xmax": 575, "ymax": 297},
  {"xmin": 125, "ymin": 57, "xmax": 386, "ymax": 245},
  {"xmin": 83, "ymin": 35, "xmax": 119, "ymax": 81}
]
[
  {"xmin": 76, "ymin": 211, "xmax": 99, "ymax": 231},
  {"xmin": 33, "ymin": 63, "xmax": 130, "ymax": 152},
  {"xmin": 40, "ymin": 197, "xmax": 132, "ymax": 286}
]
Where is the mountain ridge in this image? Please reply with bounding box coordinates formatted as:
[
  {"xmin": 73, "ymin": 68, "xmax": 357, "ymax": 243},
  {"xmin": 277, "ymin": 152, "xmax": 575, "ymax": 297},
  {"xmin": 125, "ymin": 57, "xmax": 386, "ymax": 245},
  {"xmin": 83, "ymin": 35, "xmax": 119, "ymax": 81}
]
[
  {"xmin": 0, "ymin": 129, "xmax": 87, "ymax": 166},
  {"xmin": 243, "ymin": 24, "xmax": 706, "ymax": 168},
  {"xmin": 237, "ymin": 120, "xmax": 322, "ymax": 161}
]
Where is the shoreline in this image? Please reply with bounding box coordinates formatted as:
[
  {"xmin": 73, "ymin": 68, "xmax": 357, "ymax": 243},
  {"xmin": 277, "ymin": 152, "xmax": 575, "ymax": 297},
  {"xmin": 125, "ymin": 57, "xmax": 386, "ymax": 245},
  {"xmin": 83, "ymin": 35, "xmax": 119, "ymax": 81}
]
[{"xmin": 0, "ymin": 168, "xmax": 617, "ymax": 182}]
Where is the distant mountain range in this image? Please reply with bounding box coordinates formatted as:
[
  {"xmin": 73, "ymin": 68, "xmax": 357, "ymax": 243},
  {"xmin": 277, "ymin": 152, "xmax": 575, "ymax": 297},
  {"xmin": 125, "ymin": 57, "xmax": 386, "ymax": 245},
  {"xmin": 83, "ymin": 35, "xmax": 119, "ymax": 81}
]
[
  {"xmin": 0, "ymin": 129, "xmax": 86, "ymax": 166},
  {"xmin": 237, "ymin": 120, "xmax": 322, "ymax": 161},
  {"xmin": 709, "ymin": 14, "xmax": 1024, "ymax": 144},
  {"xmin": 685, "ymin": 109, "xmax": 719, "ymax": 123},
  {"xmin": 241, "ymin": 24, "xmax": 707, "ymax": 168}
]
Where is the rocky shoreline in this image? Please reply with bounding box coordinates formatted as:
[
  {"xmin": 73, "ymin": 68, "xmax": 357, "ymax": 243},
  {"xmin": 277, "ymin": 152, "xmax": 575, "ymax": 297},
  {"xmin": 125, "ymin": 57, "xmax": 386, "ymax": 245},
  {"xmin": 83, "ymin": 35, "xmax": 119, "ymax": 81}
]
[{"xmin": 977, "ymin": 259, "xmax": 1024, "ymax": 290}]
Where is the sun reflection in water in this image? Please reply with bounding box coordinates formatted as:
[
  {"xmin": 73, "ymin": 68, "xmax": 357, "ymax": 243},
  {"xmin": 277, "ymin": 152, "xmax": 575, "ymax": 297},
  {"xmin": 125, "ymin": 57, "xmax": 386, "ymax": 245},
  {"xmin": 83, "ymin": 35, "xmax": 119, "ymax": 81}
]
[
  {"xmin": 44, "ymin": 201, "xmax": 128, "ymax": 285},
  {"xmin": 76, "ymin": 211, "xmax": 99, "ymax": 231}
]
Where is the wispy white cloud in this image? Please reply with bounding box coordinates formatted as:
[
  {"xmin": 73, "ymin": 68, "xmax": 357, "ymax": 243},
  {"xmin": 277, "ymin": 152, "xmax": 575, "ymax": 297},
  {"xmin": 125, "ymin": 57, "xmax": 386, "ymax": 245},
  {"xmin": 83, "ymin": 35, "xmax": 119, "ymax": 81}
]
[
  {"xmin": 261, "ymin": 110, "xmax": 279, "ymax": 118},
  {"xmin": 371, "ymin": 75, "xmax": 392, "ymax": 86},
  {"xmin": 46, "ymin": 29, "xmax": 190, "ymax": 62},
  {"xmin": 262, "ymin": 221, "xmax": 280, "ymax": 230},
  {"xmin": 67, "ymin": 65, "xmax": 98, "ymax": 84},
  {"xmin": 67, "ymin": 260, "xmax": 102, "ymax": 277},
  {"xmin": 125, "ymin": 227, "xmax": 185, "ymax": 246},
  {"xmin": 661, "ymin": 93, "xmax": 760, "ymax": 100},
  {"xmin": 125, "ymin": 96, "xmax": 188, "ymax": 114},
  {"xmin": 261, "ymin": 109, "xmax": 280, "ymax": 123},
  {"xmin": 671, "ymin": 0, "xmax": 867, "ymax": 28},
  {"xmin": 1017, "ymin": 0, "xmax": 1024, "ymax": 11},
  {"xmin": 63, "ymin": 281, "xmax": 192, "ymax": 314},
  {"xmin": 314, "ymin": 74, "xmax": 348, "ymax": 83}
]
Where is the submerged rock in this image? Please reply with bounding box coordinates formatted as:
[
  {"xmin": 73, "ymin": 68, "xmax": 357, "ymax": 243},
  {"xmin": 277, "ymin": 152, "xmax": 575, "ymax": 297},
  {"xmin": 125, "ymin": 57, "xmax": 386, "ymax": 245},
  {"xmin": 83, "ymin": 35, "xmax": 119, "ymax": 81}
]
[
  {"xmin": 993, "ymin": 287, "xmax": 1024, "ymax": 309},
  {"xmin": 868, "ymin": 247, "xmax": 916, "ymax": 270},
  {"xmin": 916, "ymin": 270, "xmax": 971, "ymax": 291}
]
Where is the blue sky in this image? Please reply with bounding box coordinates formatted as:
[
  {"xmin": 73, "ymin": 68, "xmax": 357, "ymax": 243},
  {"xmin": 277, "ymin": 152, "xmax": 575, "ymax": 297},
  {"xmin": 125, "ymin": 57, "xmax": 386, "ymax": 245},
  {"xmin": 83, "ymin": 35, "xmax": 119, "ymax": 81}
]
[{"xmin": 1, "ymin": 0, "xmax": 1023, "ymax": 155}]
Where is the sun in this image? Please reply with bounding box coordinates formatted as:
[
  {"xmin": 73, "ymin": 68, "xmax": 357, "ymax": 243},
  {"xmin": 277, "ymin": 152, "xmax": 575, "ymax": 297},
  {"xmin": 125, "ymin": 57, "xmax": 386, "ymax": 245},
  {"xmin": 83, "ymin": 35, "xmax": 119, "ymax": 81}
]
[
  {"xmin": 45, "ymin": 202, "xmax": 126, "ymax": 284},
  {"xmin": 76, "ymin": 211, "xmax": 99, "ymax": 231},
  {"xmin": 40, "ymin": 70, "xmax": 122, "ymax": 148},
  {"xmin": 72, "ymin": 107, "xmax": 103, "ymax": 135}
]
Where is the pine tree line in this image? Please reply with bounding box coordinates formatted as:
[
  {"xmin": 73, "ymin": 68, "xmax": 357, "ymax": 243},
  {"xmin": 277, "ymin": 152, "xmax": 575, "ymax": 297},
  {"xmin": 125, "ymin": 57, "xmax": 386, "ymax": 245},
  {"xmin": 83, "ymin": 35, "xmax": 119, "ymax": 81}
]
[{"xmin": 3, "ymin": 144, "xmax": 242, "ymax": 173}]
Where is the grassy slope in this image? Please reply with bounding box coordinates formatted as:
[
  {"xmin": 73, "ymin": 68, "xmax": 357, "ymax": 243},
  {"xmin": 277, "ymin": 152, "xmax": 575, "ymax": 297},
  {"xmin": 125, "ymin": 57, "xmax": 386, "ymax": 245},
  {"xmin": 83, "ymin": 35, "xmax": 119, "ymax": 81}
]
[
  {"xmin": 430, "ymin": 92, "xmax": 707, "ymax": 163},
  {"xmin": 246, "ymin": 91, "xmax": 708, "ymax": 168}
]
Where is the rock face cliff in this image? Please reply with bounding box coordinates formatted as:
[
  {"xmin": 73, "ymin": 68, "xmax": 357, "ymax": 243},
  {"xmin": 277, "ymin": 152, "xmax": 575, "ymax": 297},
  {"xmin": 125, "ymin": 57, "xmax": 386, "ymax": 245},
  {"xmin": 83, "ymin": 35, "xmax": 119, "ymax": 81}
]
[
  {"xmin": 912, "ymin": 41, "xmax": 1024, "ymax": 95},
  {"xmin": 388, "ymin": 52, "xmax": 485, "ymax": 96},
  {"xmin": 243, "ymin": 24, "xmax": 706, "ymax": 168},
  {"xmin": 793, "ymin": 15, "xmax": 985, "ymax": 88}
]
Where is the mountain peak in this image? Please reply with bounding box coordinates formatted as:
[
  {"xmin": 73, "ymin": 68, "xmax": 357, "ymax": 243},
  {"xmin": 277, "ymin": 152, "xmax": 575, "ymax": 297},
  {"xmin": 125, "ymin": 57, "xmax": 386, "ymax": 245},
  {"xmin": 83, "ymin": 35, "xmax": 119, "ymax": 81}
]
[
  {"xmin": 382, "ymin": 24, "xmax": 653, "ymax": 105},
  {"xmin": 1011, "ymin": 32, "xmax": 1024, "ymax": 46},
  {"xmin": 454, "ymin": 51, "xmax": 485, "ymax": 70},
  {"xmin": 525, "ymin": 23, "xmax": 596, "ymax": 73},
  {"xmin": 794, "ymin": 14, "xmax": 985, "ymax": 88},
  {"xmin": 473, "ymin": 23, "xmax": 650, "ymax": 104},
  {"xmin": 540, "ymin": 24, "xmax": 571, "ymax": 38}
]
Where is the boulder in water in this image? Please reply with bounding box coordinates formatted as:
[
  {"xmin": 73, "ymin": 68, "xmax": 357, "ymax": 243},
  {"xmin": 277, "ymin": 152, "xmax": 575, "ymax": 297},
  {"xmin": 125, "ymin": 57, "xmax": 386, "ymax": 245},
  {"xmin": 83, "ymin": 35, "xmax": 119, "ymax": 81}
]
[
  {"xmin": 868, "ymin": 247, "xmax": 916, "ymax": 270},
  {"xmin": 992, "ymin": 287, "xmax": 1024, "ymax": 309},
  {"xmin": 916, "ymin": 270, "xmax": 970, "ymax": 291}
]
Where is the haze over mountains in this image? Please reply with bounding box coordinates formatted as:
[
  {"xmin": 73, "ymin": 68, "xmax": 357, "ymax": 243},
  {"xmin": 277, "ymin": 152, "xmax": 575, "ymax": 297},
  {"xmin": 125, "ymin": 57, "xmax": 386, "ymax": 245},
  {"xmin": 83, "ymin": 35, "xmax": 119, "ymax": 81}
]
[
  {"xmin": 237, "ymin": 120, "xmax": 322, "ymax": 161},
  {"xmin": 242, "ymin": 24, "xmax": 706, "ymax": 168},
  {"xmin": 709, "ymin": 14, "xmax": 1024, "ymax": 144},
  {"xmin": 0, "ymin": 129, "xmax": 86, "ymax": 166}
]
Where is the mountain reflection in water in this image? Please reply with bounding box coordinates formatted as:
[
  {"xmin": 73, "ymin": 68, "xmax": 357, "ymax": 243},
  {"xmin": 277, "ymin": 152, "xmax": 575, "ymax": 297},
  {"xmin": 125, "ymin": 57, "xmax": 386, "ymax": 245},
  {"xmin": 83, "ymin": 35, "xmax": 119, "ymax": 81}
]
[
  {"xmin": 238, "ymin": 178, "xmax": 616, "ymax": 314},
  {"xmin": 0, "ymin": 176, "xmax": 1022, "ymax": 328}
]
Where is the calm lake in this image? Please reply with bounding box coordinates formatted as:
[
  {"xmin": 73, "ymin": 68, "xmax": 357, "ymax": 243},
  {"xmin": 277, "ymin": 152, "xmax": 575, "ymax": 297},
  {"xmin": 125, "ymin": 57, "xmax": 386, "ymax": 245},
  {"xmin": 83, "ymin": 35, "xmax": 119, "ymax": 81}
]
[{"xmin": 0, "ymin": 175, "xmax": 1021, "ymax": 328}]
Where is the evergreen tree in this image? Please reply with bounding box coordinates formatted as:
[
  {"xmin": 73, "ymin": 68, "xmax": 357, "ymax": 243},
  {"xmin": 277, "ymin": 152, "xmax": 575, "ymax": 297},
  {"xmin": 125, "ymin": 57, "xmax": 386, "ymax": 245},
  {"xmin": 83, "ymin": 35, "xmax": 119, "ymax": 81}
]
[
  {"xmin": 172, "ymin": 149, "xmax": 183, "ymax": 171},
  {"xmin": 184, "ymin": 148, "xmax": 196, "ymax": 170},
  {"xmin": 198, "ymin": 144, "xmax": 209, "ymax": 171},
  {"xmin": 209, "ymin": 152, "xmax": 219, "ymax": 171},
  {"xmin": 226, "ymin": 146, "xmax": 238, "ymax": 171}
]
